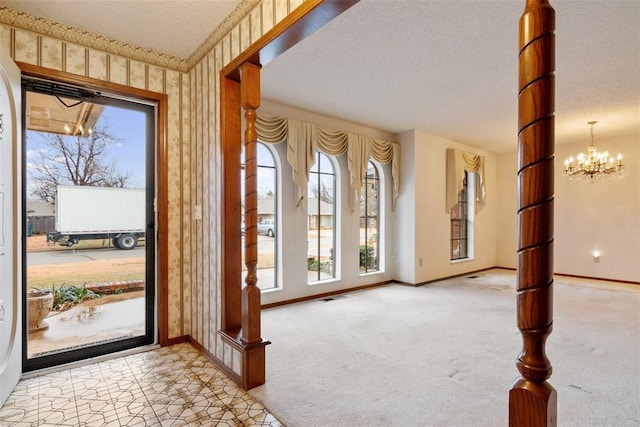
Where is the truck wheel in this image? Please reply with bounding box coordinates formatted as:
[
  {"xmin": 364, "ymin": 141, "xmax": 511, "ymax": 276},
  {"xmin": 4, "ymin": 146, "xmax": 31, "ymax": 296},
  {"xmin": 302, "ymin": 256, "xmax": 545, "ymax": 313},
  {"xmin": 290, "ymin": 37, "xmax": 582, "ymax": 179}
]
[
  {"xmin": 268, "ymin": 229, "xmax": 274, "ymax": 237},
  {"xmin": 117, "ymin": 234, "xmax": 138, "ymax": 250},
  {"xmin": 112, "ymin": 238, "xmax": 122, "ymax": 249}
]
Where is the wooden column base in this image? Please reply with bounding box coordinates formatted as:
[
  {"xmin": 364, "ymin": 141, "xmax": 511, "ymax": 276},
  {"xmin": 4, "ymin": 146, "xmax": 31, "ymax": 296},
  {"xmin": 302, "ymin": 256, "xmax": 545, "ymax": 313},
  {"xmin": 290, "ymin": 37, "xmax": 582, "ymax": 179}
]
[
  {"xmin": 219, "ymin": 330, "xmax": 271, "ymax": 390},
  {"xmin": 509, "ymin": 378, "xmax": 557, "ymax": 426}
]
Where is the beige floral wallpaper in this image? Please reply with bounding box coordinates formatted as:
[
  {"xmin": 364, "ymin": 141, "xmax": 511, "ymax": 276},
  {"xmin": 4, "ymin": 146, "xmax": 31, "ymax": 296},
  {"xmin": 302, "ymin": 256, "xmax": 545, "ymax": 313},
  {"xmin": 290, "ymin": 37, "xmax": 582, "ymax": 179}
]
[{"xmin": 0, "ymin": 0, "xmax": 305, "ymax": 376}]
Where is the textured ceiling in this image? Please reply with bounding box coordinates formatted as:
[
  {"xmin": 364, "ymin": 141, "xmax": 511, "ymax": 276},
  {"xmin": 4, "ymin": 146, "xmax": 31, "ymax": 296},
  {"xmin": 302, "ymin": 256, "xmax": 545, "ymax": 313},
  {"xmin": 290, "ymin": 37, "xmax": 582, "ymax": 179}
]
[
  {"xmin": 0, "ymin": 0, "xmax": 243, "ymax": 59},
  {"xmin": 2, "ymin": 0, "xmax": 638, "ymax": 153},
  {"xmin": 261, "ymin": 0, "xmax": 640, "ymax": 153}
]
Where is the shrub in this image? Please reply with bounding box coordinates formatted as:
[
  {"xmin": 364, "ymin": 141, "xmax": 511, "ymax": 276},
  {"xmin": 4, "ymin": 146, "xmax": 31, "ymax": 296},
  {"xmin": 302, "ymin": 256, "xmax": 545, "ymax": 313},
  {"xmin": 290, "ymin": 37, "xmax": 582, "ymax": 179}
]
[
  {"xmin": 51, "ymin": 283, "xmax": 100, "ymax": 311},
  {"xmin": 308, "ymin": 257, "xmax": 334, "ymax": 275},
  {"xmin": 359, "ymin": 245, "xmax": 377, "ymax": 270}
]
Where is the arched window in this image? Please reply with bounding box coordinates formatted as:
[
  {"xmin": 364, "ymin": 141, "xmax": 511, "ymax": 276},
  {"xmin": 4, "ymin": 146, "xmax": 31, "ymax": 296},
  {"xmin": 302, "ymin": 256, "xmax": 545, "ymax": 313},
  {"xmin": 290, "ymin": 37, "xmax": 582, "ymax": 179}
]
[
  {"xmin": 242, "ymin": 142, "xmax": 278, "ymax": 290},
  {"xmin": 307, "ymin": 152, "xmax": 336, "ymax": 282},
  {"xmin": 360, "ymin": 161, "xmax": 380, "ymax": 273}
]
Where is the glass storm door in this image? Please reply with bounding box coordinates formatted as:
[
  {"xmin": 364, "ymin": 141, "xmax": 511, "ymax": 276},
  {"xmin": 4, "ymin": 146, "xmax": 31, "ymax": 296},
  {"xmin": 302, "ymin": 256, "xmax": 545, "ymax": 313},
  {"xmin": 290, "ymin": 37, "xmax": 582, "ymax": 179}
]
[{"xmin": 22, "ymin": 77, "xmax": 156, "ymax": 371}]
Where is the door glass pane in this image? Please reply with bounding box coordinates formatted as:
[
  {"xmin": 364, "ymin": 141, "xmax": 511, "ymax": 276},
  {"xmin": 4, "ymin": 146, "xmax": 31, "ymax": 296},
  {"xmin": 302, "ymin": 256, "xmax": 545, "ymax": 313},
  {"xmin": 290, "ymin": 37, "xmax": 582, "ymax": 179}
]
[{"xmin": 24, "ymin": 88, "xmax": 153, "ymax": 364}]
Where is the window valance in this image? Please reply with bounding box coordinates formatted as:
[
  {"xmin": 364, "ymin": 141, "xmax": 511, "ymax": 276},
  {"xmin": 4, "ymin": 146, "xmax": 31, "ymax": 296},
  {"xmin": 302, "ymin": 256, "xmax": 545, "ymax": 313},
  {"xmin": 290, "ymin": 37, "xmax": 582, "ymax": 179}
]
[
  {"xmin": 446, "ymin": 148, "xmax": 486, "ymax": 213},
  {"xmin": 255, "ymin": 113, "xmax": 400, "ymax": 210}
]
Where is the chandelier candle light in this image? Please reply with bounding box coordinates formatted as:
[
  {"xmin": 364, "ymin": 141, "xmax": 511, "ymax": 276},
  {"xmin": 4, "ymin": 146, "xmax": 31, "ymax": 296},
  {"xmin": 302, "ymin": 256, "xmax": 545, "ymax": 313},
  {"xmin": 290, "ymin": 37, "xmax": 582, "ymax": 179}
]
[{"xmin": 563, "ymin": 121, "xmax": 624, "ymax": 182}]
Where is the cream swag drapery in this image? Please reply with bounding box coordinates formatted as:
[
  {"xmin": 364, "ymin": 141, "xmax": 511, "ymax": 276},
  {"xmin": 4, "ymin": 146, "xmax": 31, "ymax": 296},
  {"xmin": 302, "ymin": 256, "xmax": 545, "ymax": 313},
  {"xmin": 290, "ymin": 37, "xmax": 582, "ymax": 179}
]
[
  {"xmin": 446, "ymin": 148, "xmax": 486, "ymax": 213},
  {"xmin": 255, "ymin": 113, "xmax": 400, "ymax": 210}
]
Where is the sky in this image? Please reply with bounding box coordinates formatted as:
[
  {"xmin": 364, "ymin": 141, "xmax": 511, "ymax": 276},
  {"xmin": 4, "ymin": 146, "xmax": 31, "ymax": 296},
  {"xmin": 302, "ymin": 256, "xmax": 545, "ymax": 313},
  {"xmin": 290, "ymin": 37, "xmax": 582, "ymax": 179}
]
[
  {"xmin": 241, "ymin": 142, "xmax": 277, "ymax": 197},
  {"xmin": 100, "ymin": 105, "xmax": 147, "ymax": 188}
]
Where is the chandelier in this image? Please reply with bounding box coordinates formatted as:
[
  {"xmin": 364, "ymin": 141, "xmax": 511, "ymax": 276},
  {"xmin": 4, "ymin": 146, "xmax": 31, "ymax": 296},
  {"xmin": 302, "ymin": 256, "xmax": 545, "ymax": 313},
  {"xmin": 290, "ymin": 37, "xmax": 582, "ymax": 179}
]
[{"xmin": 563, "ymin": 121, "xmax": 624, "ymax": 182}]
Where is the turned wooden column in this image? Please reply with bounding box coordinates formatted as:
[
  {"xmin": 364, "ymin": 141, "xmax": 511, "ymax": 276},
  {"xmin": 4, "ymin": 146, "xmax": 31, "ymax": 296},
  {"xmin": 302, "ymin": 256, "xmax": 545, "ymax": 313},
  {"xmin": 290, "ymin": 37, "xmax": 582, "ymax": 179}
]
[
  {"xmin": 240, "ymin": 62, "xmax": 262, "ymax": 345},
  {"xmin": 219, "ymin": 63, "xmax": 269, "ymax": 390},
  {"xmin": 220, "ymin": 75, "xmax": 242, "ymax": 334},
  {"xmin": 509, "ymin": 1, "xmax": 557, "ymax": 426}
]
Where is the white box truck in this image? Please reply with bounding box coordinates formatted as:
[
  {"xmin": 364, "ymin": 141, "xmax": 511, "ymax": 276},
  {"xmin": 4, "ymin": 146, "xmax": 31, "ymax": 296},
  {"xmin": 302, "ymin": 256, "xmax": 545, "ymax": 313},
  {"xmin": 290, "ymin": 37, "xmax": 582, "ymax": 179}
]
[{"xmin": 46, "ymin": 185, "xmax": 146, "ymax": 250}]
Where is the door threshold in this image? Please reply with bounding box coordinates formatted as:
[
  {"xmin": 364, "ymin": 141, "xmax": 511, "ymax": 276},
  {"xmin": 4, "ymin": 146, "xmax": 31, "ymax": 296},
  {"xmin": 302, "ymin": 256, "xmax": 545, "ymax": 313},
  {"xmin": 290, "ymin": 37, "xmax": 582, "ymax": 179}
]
[{"xmin": 21, "ymin": 343, "xmax": 160, "ymax": 380}]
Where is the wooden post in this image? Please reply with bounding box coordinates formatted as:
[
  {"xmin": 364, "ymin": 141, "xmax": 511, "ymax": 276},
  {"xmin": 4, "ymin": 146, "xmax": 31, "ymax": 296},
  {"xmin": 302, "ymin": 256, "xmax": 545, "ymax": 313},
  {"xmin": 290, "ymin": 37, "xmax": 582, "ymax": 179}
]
[
  {"xmin": 509, "ymin": 1, "xmax": 557, "ymax": 426},
  {"xmin": 220, "ymin": 75, "xmax": 242, "ymax": 334},
  {"xmin": 240, "ymin": 62, "xmax": 262, "ymax": 345},
  {"xmin": 219, "ymin": 63, "xmax": 269, "ymax": 390},
  {"xmin": 213, "ymin": 62, "xmax": 270, "ymax": 390}
]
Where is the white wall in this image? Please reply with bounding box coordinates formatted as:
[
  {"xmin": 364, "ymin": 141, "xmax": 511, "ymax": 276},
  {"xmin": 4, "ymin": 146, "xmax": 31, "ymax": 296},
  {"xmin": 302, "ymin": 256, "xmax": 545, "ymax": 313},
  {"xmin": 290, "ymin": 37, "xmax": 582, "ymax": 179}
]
[
  {"xmin": 496, "ymin": 134, "xmax": 640, "ymax": 282},
  {"xmin": 391, "ymin": 131, "xmax": 417, "ymax": 284},
  {"xmin": 394, "ymin": 130, "xmax": 498, "ymax": 284},
  {"xmin": 496, "ymin": 150, "xmax": 517, "ymax": 269}
]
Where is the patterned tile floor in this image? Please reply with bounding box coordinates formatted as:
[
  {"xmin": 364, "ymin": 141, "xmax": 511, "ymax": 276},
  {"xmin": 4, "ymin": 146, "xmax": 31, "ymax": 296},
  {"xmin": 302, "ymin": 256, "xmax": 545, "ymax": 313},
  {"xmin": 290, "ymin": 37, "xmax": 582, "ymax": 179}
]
[{"xmin": 0, "ymin": 343, "xmax": 282, "ymax": 426}]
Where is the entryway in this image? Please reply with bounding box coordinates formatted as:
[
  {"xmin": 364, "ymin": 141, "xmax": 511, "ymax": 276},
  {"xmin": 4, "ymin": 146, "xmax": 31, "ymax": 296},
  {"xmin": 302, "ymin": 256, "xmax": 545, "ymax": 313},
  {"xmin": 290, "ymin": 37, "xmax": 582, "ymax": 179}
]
[{"xmin": 22, "ymin": 76, "xmax": 157, "ymax": 371}]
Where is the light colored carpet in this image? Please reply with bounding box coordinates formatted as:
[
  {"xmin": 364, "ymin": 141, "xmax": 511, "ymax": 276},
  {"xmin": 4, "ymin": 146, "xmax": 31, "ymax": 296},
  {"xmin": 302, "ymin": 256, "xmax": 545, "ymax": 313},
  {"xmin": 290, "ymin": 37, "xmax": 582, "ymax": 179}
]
[{"xmin": 249, "ymin": 269, "xmax": 640, "ymax": 426}]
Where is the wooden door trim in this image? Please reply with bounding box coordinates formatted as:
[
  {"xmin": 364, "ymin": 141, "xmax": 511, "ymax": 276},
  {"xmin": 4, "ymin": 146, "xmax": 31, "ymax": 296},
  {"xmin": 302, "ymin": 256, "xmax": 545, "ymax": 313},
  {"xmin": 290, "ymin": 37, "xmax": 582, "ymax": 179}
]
[
  {"xmin": 17, "ymin": 63, "xmax": 170, "ymax": 346},
  {"xmin": 221, "ymin": 0, "xmax": 359, "ymax": 81}
]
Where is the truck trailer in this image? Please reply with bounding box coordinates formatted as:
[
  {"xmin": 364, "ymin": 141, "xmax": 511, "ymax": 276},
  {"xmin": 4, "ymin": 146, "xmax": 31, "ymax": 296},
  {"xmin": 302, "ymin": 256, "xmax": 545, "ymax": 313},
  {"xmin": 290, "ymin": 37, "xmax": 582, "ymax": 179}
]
[{"xmin": 46, "ymin": 185, "xmax": 145, "ymax": 250}]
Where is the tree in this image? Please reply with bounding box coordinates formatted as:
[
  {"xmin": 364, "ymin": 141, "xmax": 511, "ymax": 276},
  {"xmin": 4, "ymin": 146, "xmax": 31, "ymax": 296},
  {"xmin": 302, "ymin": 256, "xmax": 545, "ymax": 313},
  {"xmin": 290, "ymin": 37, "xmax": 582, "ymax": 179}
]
[
  {"xmin": 29, "ymin": 123, "xmax": 131, "ymax": 203},
  {"xmin": 260, "ymin": 188, "xmax": 274, "ymax": 199},
  {"xmin": 310, "ymin": 181, "xmax": 334, "ymax": 204}
]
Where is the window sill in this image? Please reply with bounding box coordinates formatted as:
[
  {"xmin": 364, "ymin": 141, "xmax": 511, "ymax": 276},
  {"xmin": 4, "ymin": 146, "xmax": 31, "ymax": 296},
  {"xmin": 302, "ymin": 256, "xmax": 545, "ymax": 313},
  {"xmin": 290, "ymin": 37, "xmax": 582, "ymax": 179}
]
[
  {"xmin": 260, "ymin": 286, "xmax": 282, "ymax": 294},
  {"xmin": 308, "ymin": 277, "xmax": 340, "ymax": 286},
  {"xmin": 359, "ymin": 270, "xmax": 384, "ymax": 278},
  {"xmin": 450, "ymin": 257, "xmax": 474, "ymax": 264}
]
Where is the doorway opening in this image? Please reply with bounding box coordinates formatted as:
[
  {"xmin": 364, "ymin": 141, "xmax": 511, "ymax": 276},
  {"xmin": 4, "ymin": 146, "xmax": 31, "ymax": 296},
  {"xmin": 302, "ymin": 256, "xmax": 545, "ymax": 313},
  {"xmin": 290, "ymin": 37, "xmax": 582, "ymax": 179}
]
[{"xmin": 21, "ymin": 76, "xmax": 157, "ymax": 371}]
